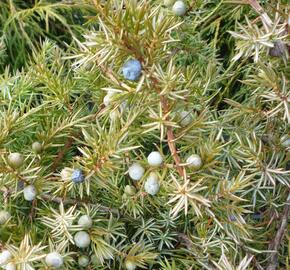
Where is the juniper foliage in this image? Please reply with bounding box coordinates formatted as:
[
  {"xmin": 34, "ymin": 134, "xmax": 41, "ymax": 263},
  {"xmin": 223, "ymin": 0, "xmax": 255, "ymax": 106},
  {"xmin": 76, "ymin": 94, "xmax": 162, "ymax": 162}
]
[{"xmin": 0, "ymin": 0, "xmax": 289, "ymax": 269}]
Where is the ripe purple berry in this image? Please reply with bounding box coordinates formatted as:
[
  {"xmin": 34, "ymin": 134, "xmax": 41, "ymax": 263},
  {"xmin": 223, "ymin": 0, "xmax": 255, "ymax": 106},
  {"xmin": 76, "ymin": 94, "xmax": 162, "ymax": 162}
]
[
  {"xmin": 252, "ymin": 212, "xmax": 262, "ymax": 220},
  {"xmin": 71, "ymin": 169, "xmax": 85, "ymax": 183},
  {"xmin": 122, "ymin": 59, "xmax": 142, "ymax": 81},
  {"xmin": 228, "ymin": 215, "xmax": 236, "ymax": 222},
  {"xmin": 269, "ymin": 41, "xmax": 286, "ymax": 57}
]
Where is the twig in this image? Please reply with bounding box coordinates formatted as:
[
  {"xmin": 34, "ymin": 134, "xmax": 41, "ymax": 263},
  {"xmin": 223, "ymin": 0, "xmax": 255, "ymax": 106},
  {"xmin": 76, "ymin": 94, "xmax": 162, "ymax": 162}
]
[
  {"xmin": 160, "ymin": 96, "xmax": 185, "ymax": 178},
  {"xmin": 41, "ymin": 194, "xmax": 119, "ymax": 215},
  {"xmin": 266, "ymin": 197, "xmax": 290, "ymax": 270},
  {"xmin": 0, "ymin": 188, "xmax": 119, "ymax": 216},
  {"xmin": 29, "ymin": 199, "xmax": 37, "ymax": 222},
  {"xmin": 51, "ymin": 133, "xmax": 80, "ymax": 172},
  {"xmin": 246, "ymin": 0, "xmax": 273, "ymax": 27}
]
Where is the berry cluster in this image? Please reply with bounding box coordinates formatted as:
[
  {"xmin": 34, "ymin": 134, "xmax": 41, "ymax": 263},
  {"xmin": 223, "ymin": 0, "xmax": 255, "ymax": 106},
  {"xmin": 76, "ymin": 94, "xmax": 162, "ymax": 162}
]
[
  {"xmin": 127, "ymin": 150, "xmax": 204, "ymax": 197},
  {"xmin": 128, "ymin": 151, "xmax": 164, "ymax": 196}
]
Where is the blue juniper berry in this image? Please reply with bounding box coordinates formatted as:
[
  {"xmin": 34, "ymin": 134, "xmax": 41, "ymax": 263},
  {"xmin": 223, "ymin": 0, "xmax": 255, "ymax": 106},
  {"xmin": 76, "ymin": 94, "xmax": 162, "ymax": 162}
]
[
  {"xmin": 252, "ymin": 212, "xmax": 263, "ymax": 220},
  {"xmin": 71, "ymin": 169, "xmax": 85, "ymax": 183},
  {"xmin": 122, "ymin": 59, "xmax": 142, "ymax": 81},
  {"xmin": 229, "ymin": 215, "xmax": 236, "ymax": 222}
]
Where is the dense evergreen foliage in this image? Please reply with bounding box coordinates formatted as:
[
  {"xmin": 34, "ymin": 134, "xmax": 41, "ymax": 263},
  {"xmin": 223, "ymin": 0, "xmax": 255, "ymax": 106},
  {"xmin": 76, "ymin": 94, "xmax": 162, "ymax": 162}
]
[{"xmin": 0, "ymin": 0, "xmax": 289, "ymax": 269}]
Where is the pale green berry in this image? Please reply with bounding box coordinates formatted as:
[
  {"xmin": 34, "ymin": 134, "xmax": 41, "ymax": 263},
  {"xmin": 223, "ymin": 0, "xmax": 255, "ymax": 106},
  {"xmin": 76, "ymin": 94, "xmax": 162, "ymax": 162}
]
[
  {"xmin": 0, "ymin": 210, "xmax": 11, "ymax": 225},
  {"xmin": 128, "ymin": 163, "xmax": 145, "ymax": 181},
  {"xmin": 186, "ymin": 154, "xmax": 202, "ymax": 170},
  {"xmin": 103, "ymin": 94, "xmax": 112, "ymax": 106},
  {"xmin": 45, "ymin": 252, "xmax": 63, "ymax": 268},
  {"xmin": 144, "ymin": 173, "xmax": 160, "ymax": 195},
  {"xmin": 0, "ymin": 250, "xmax": 12, "ymax": 265},
  {"xmin": 8, "ymin": 152, "xmax": 23, "ymax": 169},
  {"xmin": 78, "ymin": 255, "xmax": 90, "ymax": 267},
  {"xmin": 281, "ymin": 135, "xmax": 290, "ymax": 148},
  {"xmin": 60, "ymin": 167, "xmax": 72, "ymax": 180},
  {"xmin": 32, "ymin": 141, "xmax": 42, "ymax": 153},
  {"xmin": 125, "ymin": 260, "xmax": 137, "ymax": 270},
  {"xmin": 74, "ymin": 231, "xmax": 91, "ymax": 248},
  {"xmin": 103, "ymin": 90, "xmax": 115, "ymax": 107},
  {"xmin": 23, "ymin": 185, "xmax": 37, "ymax": 201},
  {"xmin": 172, "ymin": 0, "xmax": 187, "ymax": 16},
  {"xmin": 147, "ymin": 151, "xmax": 163, "ymax": 166},
  {"xmin": 91, "ymin": 255, "xmax": 101, "ymax": 265},
  {"xmin": 124, "ymin": 185, "xmax": 136, "ymax": 196},
  {"xmin": 78, "ymin": 215, "xmax": 93, "ymax": 229},
  {"xmin": 179, "ymin": 110, "xmax": 192, "ymax": 127}
]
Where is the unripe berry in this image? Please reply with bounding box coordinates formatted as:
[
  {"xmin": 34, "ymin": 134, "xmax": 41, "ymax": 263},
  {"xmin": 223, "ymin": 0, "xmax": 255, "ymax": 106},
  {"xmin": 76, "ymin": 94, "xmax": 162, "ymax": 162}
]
[
  {"xmin": 122, "ymin": 59, "xmax": 142, "ymax": 81},
  {"xmin": 103, "ymin": 93, "xmax": 112, "ymax": 107},
  {"xmin": 0, "ymin": 250, "xmax": 12, "ymax": 265},
  {"xmin": 172, "ymin": 1, "xmax": 187, "ymax": 16},
  {"xmin": 124, "ymin": 185, "xmax": 136, "ymax": 196},
  {"xmin": 164, "ymin": 0, "xmax": 175, "ymax": 7},
  {"xmin": 60, "ymin": 167, "xmax": 71, "ymax": 180},
  {"xmin": 32, "ymin": 141, "xmax": 42, "ymax": 153},
  {"xmin": 71, "ymin": 169, "xmax": 85, "ymax": 183},
  {"xmin": 103, "ymin": 90, "xmax": 117, "ymax": 106},
  {"xmin": 23, "ymin": 185, "xmax": 37, "ymax": 201},
  {"xmin": 125, "ymin": 260, "xmax": 137, "ymax": 270},
  {"xmin": 147, "ymin": 151, "xmax": 163, "ymax": 166},
  {"xmin": 144, "ymin": 173, "xmax": 160, "ymax": 196},
  {"xmin": 8, "ymin": 152, "xmax": 23, "ymax": 169},
  {"xmin": 186, "ymin": 154, "xmax": 202, "ymax": 170},
  {"xmin": 78, "ymin": 215, "xmax": 93, "ymax": 229},
  {"xmin": 179, "ymin": 111, "xmax": 192, "ymax": 127},
  {"xmin": 78, "ymin": 255, "xmax": 90, "ymax": 267},
  {"xmin": 45, "ymin": 252, "xmax": 63, "ymax": 268},
  {"xmin": 6, "ymin": 263, "xmax": 16, "ymax": 270},
  {"xmin": 0, "ymin": 210, "xmax": 11, "ymax": 225},
  {"xmin": 74, "ymin": 231, "xmax": 91, "ymax": 248},
  {"xmin": 91, "ymin": 255, "xmax": 101, "ymax": 266},
  {"xmin": 128, "ymin": 163, "xmax": 145, "ymax": 181},
  {"xmin": 281, "ymin": 135, "xmax": 290, "ymax": 148}
]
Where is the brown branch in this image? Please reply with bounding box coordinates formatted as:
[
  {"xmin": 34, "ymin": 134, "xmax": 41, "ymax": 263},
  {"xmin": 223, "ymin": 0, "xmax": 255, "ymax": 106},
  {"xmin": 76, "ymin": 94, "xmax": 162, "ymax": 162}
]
[
  {"xmin": 266, "ymin": 197, "xmax": 290, "ymax": 270},
  {"xmin": 0, "ymin": 188, "xmax": 119, "ymax": 216},
  {"xmin": 160, "ymin": 96, "xmax": 185, "ymax": 178},
  {"xmin": 29, "ymin": 199, "xmax": 37, "ymax": 222},
  {"xmin": 41, "ymin": 194, "xmax": 119, "ymax": 215},
  {"xmin": 51, "ymin": 133, "xmax": 79, "ymax": 172}
]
